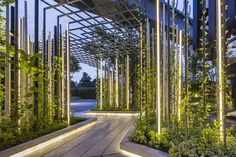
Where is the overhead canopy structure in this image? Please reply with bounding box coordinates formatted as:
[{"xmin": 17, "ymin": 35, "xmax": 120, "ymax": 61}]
[{"xmin": 51, "ymin": 0, "xmax": 142, "ymax": 67}]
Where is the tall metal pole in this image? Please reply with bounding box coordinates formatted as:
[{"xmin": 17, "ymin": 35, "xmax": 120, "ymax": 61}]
[
  {"xmin": 34, "ymin": 0, "xmax": 39, "ymax": 130},
  {"xmin": 100, "ymin": 56, "xmax": 103, "ymax": 110},
  {"xmin": 151, "ymin": 28, "xmax": 155, "ymax": 112},
  {"xmin": 61, "ymin": 32, "xmax": 65, "ymax": 118},
  {"xmin": 42, "ymin": 8, "xmax": 47, "ymax": 122},
  {"xmin": 48, "ymin": 32, "xmax": 52, "ymax": 122},
  {"xmin": 167, "ymin": 0, "xmax": 171, "ymax": 129},
  {"xmin": 156, "ymin": 0, "xmax": 161, "ymax": 134},
  {"xmin": 24, "ymin": 1, "xmax": 28, "ymax": 52},
  {"xmin": 139, "ymin": 23, "xmax": 143, "ymax": 118},
  {"xmin": 14, "ymin": 0, "xmax": 19, "ymax": 124},
  {"xmin": 162, "ymin": 3, "xmax": 166, "ymax": 120},
  {"xmin": 184, "ymin": 0, "xmax": 189, "ymax": 138},
  {"xmin": 5, "ymin": 2, "xmax": 11, "ymax": 117},
  {"xmin": 66, "ymin": 25, "xmax": 71, "ymax": 125},
  {"xmin": 108, "ymin": 62, "xmax": 112, "ymax": 106}
]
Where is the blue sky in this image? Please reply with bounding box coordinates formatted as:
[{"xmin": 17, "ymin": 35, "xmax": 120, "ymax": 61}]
[
  {"xmin": 16, "ymin": 0, "xmax": 97, "ymax": 82},
  {"xmin": 16, "ymin": 0, "xmax": 192, "ymax": 83}
]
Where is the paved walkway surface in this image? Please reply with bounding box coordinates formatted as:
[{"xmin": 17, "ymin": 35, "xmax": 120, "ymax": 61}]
[{"xmin": 26, "ymin": 115, "xmax": 136, "ymax": 157}]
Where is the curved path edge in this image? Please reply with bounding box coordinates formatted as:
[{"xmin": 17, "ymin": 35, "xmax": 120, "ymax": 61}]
[
  {"xmin": 120, "ymin": 125, "xmax": 169, "ymax": 157},
  {"xmin": 0, "ymin": 118, "xmax": 97, "ymax": 157}
]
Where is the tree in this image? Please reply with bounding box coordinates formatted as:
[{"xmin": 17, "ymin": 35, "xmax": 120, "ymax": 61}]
[
  {"xmin": 70, "ymin": 55, "xmax": 81, "ymax": 74},
  {"xmin": 78, "ymin": 72, "xmax": 93, "ymax": 87}
]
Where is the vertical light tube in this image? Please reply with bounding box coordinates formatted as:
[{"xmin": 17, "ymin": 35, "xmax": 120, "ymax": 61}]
[
  {"xmin": 178, "ymin": 31, "xmax": 182, "ymax": 121},
  {"xmin": 115, "ymin": 57, "xmax": 119, "ymax": 107},
  {"xmin": 126, "ymin": 55, "xmax": 130, "ymax": 110},
  {"xmin": 100, "ymin": 57, "xmax": 103, "ymax": 110},
  {"xmin": 156, "ymin": 0, "xmax": 161, "ymax": 134},
  {"xmin": 61, "ymin": 34, "xmax": 65, "ymax": 118},
  {"xmin": 66, "ymin": 25, "xmax": 70, "ymax": 125},
  {"xmin": 216, "ymin": 0, "xmax": 224, "ymax": 142}
]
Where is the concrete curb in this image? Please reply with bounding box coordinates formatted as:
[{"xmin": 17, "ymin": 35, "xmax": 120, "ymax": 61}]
[
  {"xmin": 0, "ymin": 118, "xmax": 97, "ymax": 157},
  {"xmin": 120, "ymin": 125, "xmax": 169, "ymax": 157},
  {"xmin": 86, "ymin": 111, "xmax": 139, "ymax": 116}
]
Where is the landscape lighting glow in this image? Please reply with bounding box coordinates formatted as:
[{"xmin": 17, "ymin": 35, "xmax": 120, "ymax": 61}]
[
  {"xmin": 178, "ymin": 31, "xmax": 182, "ymax": 121},
  {"xmin": 10, "ymin": 122, "xmax": 96, "ymax": 157},
  {"xmin": 86, "ymin": 112, "xmax": 139, "ymax": 116},
  {"xmin": 120, "ymin": 150, "xmax": 142, "ymax": 157}
]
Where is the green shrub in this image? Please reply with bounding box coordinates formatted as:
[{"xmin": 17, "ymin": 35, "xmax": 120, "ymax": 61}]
[
  {"xmin": 132, "ymin": 120, "xmax": 236, "ymax": 157},
  {"xmin": 0, "ymin": 116, "xmax": 85, "ymax": 151}
]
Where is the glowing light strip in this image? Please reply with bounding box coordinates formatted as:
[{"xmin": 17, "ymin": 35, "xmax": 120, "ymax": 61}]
[
  {"xmin": 156, "ymin": 0, "xmax": 161, "ymax": 134},
  {"xmin": 66, "ymin": 24, "xmax": 70, "ymax": 125},
  {"xmin": 10, "ymin": 121, "xmax": 96, "ymax": 157},
  {"xmin": 86, "ymin": 112, "xmax": 139, "ymax": 116},
  {"xmin": 217, "ymin": 0, "xmax": 224, "ymax": 141},
  {"xmin": 120, "ymin": 150, "xmax": 142, "ymax": 157},
  {"xmin": 100, "ymin": 57, "xmax": 103, "ymax": 110},
  {"xmin": 178, "ymin": 31, "xmax": 182, "ymax": 121}
]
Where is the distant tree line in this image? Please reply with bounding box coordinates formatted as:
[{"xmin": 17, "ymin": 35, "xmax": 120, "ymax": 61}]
[{"xmin": 71, "ymin": 72, "xmax": 96, "ymax": 99}]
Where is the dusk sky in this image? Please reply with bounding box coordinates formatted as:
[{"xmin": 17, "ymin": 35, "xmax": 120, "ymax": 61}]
[{"xmin": 16, "ymin": 0, "xmax": 193, "ymax": 83}]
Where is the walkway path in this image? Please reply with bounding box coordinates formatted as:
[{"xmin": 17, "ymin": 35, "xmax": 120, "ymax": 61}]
[{"xmin": 25, "ymin": 115, "xmax": 136, "ymax": 157}]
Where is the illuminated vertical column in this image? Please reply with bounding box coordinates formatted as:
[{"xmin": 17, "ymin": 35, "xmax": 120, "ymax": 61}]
[
  {"xmin": 173, "ymin": 25, "xmax": 179, "ymax": 116},
  {"xmin": 126, "ymin": 55, "xmax": 130, "ymax": 110},
  {"xmin": 115, "ymin": 57, "xmax": 119, "ymax": 107},
  {"xmin": 100, "ymin": 57, "xmax": 103, "ymax": 110},
  {"xmin": 156, "ymin": 0, "xmax": 161, "ymax": 134},
  {"xmin": 216, "ymin": 0, "xmax": 224, "ymax": 142},
  {"xmin": 66, "ymin": 25, "xmax": 70, "ymax": 125},
  {"xmin": 178, "ymin": 31, "xmax": 182, "ymax": 121},
  {"xmin": 61, "ymin": 35, "xmax": 65, "ymax": 118}
]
